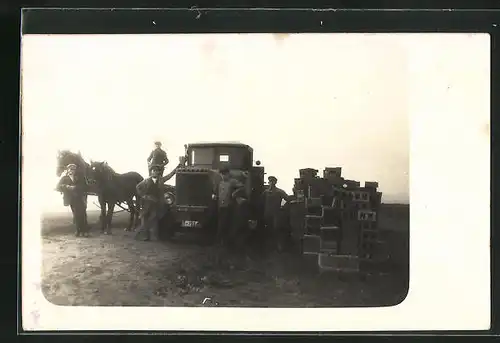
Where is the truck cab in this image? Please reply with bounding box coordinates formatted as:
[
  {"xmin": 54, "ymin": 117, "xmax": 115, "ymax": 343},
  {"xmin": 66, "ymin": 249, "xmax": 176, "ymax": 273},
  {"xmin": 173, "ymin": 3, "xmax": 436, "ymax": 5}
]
[{"xmin": 171, "ymin": 142, "xmax": 265, "ymax": 235}]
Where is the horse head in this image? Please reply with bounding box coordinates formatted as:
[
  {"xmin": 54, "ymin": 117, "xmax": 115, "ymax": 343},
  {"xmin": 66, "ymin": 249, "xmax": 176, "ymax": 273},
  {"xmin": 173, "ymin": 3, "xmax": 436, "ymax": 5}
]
[
  {"xmin": 56, "ymin": 149, "xmax": 90, "ymax": 177},
  {"xmin": 90, "ymin": 160, "xmax": 113, "ymax": 183},
  {"xmin": 56, "ymin": 150, "xmax": 72, "ymax": 177}
]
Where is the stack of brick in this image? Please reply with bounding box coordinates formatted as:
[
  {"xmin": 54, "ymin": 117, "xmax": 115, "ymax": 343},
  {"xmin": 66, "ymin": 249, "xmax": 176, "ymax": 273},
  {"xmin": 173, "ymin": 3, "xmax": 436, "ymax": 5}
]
[{"xmin": 293, "ymin": 166, "xmax": 384, "ymax": 274}]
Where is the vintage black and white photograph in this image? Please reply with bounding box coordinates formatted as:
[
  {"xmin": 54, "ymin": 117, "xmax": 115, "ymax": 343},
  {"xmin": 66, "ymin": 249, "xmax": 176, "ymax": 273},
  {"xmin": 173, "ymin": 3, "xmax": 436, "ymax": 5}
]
[{"xmin": 21, "ymin": 29, "xmax": 490, "ymax": 331}]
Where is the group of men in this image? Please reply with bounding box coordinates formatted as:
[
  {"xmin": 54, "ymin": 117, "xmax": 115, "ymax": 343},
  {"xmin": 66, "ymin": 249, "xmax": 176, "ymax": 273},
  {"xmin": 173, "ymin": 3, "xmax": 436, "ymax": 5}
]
[
  {"xmin": 56, "ymin": 141, "xmax": 170, "ymax": 238},
  {"xmin": 57, "ymin": 140, "xmax": 291, "ymax": 252},
  {"xmin": 216, "ymin": 168, "xmax": 290, "ymax": 251}
]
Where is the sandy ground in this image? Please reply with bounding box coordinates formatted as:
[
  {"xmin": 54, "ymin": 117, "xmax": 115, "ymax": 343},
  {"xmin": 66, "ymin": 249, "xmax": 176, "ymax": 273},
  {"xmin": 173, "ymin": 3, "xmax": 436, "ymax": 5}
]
[{"xmin": 40, "ymin": 206, "xmax": 409, "ymax": 307}]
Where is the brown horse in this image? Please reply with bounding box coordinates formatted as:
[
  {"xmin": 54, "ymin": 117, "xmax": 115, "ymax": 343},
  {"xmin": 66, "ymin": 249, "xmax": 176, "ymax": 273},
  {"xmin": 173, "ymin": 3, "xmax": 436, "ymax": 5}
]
[{"xmin": 89, "ymin": 161, "xmax": 144, "ymax": 234}]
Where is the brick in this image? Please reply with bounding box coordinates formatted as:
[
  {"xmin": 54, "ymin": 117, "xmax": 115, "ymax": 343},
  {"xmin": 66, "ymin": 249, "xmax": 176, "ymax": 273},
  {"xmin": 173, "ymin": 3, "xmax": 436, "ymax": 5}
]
[
  {"xmin": 301, "ymin": 234, "xmax": 321, "ymax": 254},
  {"xmin": 371, "ymin": 240, "xmax": 391, "ymax": 262},
  {"xmin": 320, "ymin": 226, "xmax": 340, "ymax": 241},
  {"xmin": 299, "ymin": 168, "xmax": 318, "ymax": 179},
  {"xmin": 360, "ymin": 229, "xmax": 378, "ymax": 242},
  {"xmin": 308, "ymin": 178, "xmax": 331, "ymax": 198},
  {"xmin": 301, "ymin": 253, "xmax": 320, "ymax": 272},
  {"xmin": 358, "ymin": 221, "xmax": 374, "ymax": 230},
  {"xmin": 323, "ymin": 167, "xmax": 342, "ymax": 178},
  {"xmin": 359, "ymin": 259, "xmax": 379, "ymax": 273},
  {"xmin": 320, "ymin": 194, "xmax": 335, "ymax": 207},
  {"xmin": 371, "ymin": 192, "xmax": 383, "ymax": 208},
  {"xmin": 352, "ymin": 190, "xmax": 371, "ymax": 202},
  {"xmin": 332, "ymin": 186, "xmax": 344, "ymax": 197},
  {"xmin": 322, "ymin": 207, "xmax": 342, "ymax": 226},
  {"xmin": 360, "ymin": 241, "xmax": 377, "ymax": 254},
  {"xmin": 364, "ymin": 181, "xmax": 379, "ymax": 189},
  {"xmin": 333, "ymin": 196, "xmax": 347, "ymax": 209},
  {"xmin": 342, "ymin": 197, "xmax": 355, "ymax": 210},
  {"xmin": 339, "ymin": 225, "xmax": 361, "ymax": 255},
  {"xmin": 343, "ymin": 179, "xmax": 361, "ymax": 189},
  {"xmin": 320, "ymin": 239, "xmax": 338, "ymax": 252},
  {"xmin": 305, "ymin": 215, "xmax": 322, "ymax": 234},
  {"xmin": 357, "ymin": 210, "xmax": 377, "ymax": 222},
  {"xmin": 294, "ymin": 178, "xmax": 305, "ymax": 188},
  {"xmin": 306, "ymin": 207, "xmax": 323, "ymax": 216},
  {"xmin": 360, "ymin": 240, "xmax": 389, "ymax": 260},
  {"xmin": 356, "ymin": 202, "xmax": 371, "ymax": 210},
  {"xmin": 318, "ymin": 254, "xmax": 360, "ymax": 272},
  {"xmin": 306, "ymin": 197, "xmax": 322, "ymax": 208},
  {"xmin": 325, "ymin": 175, "xmax": 345, "ymax": 187}
]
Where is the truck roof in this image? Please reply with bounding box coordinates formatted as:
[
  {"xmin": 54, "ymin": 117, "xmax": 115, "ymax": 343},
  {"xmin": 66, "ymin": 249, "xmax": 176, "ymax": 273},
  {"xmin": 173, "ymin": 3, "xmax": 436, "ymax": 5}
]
[{"xmin": 188, "ymin": 141, "xmax": 252, "ymax": 152}]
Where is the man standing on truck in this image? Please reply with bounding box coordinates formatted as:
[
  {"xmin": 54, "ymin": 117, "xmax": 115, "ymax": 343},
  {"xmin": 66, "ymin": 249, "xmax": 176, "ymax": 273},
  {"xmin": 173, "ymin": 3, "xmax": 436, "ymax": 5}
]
[
  {"xmin": 215, "ymin": 167, "xmax": 245, "ymax": 248},
  {"xmin": 147, "ymin": 141, "xmax": 169, "ymax": 176},
  {"xmin": 262, "ymin": 176, "xmax": 290, "ymax": 252}
]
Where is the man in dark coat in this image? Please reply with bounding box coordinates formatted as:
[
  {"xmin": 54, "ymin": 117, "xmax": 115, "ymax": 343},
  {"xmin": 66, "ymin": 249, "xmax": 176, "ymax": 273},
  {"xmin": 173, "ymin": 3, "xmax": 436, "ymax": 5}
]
[
  {"xmin": 262, "ymin": 176, "xmax": 290, "ymax": 252},
  {"xmin": 215, "ymin": 167, "xmax": 245, "ymax": 247},
  {"xmin": 56, "ymin": 164, "xmax": 90, "ymax": 237},
  {"xmin": 147, "ymin": 141, "xmax": 169, "ymax": 176},
  {"xmin": 135, "ymin": 160, "xmax": 183, "ymax": 241}
]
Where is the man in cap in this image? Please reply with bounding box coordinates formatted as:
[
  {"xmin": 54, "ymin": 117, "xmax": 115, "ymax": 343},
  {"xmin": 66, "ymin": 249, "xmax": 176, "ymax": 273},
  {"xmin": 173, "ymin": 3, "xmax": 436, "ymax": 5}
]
[
  {"xmin": 214, "ymin": 166, "xmax": 245, "ymax": 247},
  {"xmin": 55, "ymin": 164, "xmax": 90, "ymax": 237},
  {"xmin": 262, "ymin": 175, "xmax": 290, "ymax": 252},
  {"xmin": 135, "ymin": 159, "xmax": 184, "ymax": 241},
  {"xmin": 147, "ymin": 141, "xmax": 169, "ymax": 176}
]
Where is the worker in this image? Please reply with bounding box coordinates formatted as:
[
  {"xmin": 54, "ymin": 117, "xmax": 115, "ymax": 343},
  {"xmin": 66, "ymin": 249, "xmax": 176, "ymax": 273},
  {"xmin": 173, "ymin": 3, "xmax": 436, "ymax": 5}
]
[
  {"xmin": 135, "ymin": 158, "xmax": 185, "ymax": 241},
  {"xmin": 262, "ymin": 176, "xmax": 290, "ymax": 252},
  {"xmin": 55, "ymin": 164, "xmax": 90, "ymax": 237},
  {"xmin": 147, "ymin": 141, "xmax": 169, "ymax": 176},
  {"xmin": 214, "ymin": 167, "xmax": 245, "ymax": 248}
]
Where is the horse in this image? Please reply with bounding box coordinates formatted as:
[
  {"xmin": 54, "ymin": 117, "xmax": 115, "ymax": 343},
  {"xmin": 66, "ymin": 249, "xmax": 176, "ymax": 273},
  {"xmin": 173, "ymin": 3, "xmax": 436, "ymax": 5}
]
[
  {"xmin": 56, "ymin": 150, "xmax": 98, "ymax": 224},
  {"xmin": 89, "ymin": 161, "xmax": 144, "ymax": 234}
]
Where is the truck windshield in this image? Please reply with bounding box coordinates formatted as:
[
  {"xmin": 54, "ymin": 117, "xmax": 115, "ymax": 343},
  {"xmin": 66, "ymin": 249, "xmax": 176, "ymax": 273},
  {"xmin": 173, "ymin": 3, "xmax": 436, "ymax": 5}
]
[
  {"xmin": 190, "ymin": 148, "xmax": 215, "ymax": 167},
  {"xmin": 189, "ymin": 146, "xmax": 251, "ymax": 170}
]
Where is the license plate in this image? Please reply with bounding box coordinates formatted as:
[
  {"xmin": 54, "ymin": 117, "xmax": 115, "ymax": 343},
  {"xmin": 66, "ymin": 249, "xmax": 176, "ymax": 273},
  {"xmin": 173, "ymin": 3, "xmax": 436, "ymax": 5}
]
[{"xmin": 181, "ymin": 220, "xmax": 200, "ymax": 228}]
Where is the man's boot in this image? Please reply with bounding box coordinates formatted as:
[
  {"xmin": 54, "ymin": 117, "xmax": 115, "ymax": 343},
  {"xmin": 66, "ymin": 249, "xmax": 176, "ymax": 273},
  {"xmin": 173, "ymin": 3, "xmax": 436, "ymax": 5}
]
[
  {"xmin": 134, "ymin": 216, "xmax": 151, "ymax": 241},
  {"xmin": 150, "ymin": 221, "xmax": 160, "ymax": 241}
]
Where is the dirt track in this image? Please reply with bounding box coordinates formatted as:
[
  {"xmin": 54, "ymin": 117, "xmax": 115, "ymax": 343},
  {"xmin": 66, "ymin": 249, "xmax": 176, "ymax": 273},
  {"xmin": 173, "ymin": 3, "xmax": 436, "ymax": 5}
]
[{"xmin": 40, "ymin": 208, "xmax": 409, "ymax": 307}]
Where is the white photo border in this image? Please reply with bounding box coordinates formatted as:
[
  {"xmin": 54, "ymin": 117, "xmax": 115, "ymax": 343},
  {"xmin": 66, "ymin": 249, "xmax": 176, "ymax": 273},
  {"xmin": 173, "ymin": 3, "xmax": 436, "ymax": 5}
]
[{"xmin": 21, "ymin": 32, "xmax": 491, "ymax": 332}]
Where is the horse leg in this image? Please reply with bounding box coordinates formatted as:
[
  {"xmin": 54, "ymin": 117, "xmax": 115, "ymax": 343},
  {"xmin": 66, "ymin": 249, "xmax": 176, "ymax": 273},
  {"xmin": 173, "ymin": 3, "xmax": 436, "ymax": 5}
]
[
  {"xmin": 125, "ymin": 198, "xmax": 135, "ymax": 231},
  {"xmin": 135, "ymin": 194, "xmax": 143, "ymax": 230},
  {"xmin": 105, "ymin": 202, "xmax": 115, "ymax": 235},
  {"xmin": 98, "ymin": 196, "xmax": 107, "ymax": 233}
]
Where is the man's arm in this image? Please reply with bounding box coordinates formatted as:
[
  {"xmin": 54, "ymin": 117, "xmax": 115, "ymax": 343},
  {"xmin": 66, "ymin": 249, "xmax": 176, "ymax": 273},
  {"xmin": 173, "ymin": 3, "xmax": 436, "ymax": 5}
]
[
  {"xmin": 278, "ymin": 188, "xmax": 290, "ymax": 202},
  {"xmin": 55, "ymin": 176, "xmax": 71, "ymax": 192},
  {"xmin": 160, "ymin": 166, "xmax": 178, "ymax": 183},
  {"xmin": 230, "ymin": 179, "xmax": 246, "ymax": 199},
  {"xmin": 147, "ymin": 151, "xmax": 154, "ymax": 163},
  {"xmin": 136, "ymin": 179, "xmax": 148, "ymax": 198},
  {"xmin": 162, "ymin": 150, "xmax": 169, "ymax": 165}
]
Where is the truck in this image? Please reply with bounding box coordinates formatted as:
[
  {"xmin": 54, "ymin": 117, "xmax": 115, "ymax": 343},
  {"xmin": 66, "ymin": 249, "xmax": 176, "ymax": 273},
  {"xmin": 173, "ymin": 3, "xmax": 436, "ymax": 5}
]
[{"xmin": 158, "ymin": 142, "xmax": 266, "ymax": 241}]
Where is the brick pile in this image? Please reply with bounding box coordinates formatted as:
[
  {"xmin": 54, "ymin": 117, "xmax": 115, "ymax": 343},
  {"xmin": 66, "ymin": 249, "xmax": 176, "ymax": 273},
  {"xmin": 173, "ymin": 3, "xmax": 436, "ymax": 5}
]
[{"xmin": 289, "ymin": 167, "xmax": 385, "ymax": 274}]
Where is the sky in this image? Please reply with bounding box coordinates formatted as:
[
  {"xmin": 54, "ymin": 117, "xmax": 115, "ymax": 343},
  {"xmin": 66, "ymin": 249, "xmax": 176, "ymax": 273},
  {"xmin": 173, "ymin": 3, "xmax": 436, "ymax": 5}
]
[{"xmin": 21, "ymin": 33, "xmax": 410, "ymax": 213}]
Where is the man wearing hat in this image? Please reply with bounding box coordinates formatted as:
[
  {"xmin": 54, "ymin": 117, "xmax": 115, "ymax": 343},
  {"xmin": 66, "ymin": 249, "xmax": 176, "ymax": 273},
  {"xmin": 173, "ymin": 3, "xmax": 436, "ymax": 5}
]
[
  {"xmin": 55, "ymin": 164, "xmax": 90, "ymax": 237},
  {"xmin": 214, "ymin": 166, "xmax": 245, "ymax": 247},
  {"xmin": 147, "ymin": 141, "xmax": 169, "ymax": 176},
  {"xmin": 262, "ymin": 176, "xmax": 290, "ymax": 252},
  {"xmin": 135, "ymin": 160, "xmax": 184, "ymax": 241}
]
